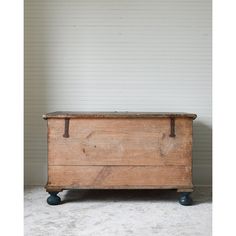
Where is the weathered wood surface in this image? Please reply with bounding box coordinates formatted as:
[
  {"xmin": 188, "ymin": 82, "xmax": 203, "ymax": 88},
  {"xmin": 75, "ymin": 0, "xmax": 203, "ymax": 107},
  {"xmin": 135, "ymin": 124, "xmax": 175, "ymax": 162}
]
[
  {"xmin": 43, "ymin": 111, "xmax": 197, "ymax": 119},
  {"xmin": 177, "ymin": 188, "xmax": 194, "ymax": 193},
  {"xmin": 45, "ymin": 114, "xmax": 195, "ymax": 192},
  {"xmin": 47, "ymin": 165, "xmax": 192, "ymax": 188},
  {"xmin": 45, "ymin": 185, "xmax": 193, "ymax": 191},
  {"xmin": 48, "ymin": 118, "xmax": 192, "ymax": 166}
]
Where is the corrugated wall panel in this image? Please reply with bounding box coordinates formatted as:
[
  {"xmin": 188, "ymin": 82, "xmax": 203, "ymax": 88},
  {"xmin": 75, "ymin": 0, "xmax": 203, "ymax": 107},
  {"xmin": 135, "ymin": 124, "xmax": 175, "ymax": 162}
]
[{"xmin": 24, "ymin": 0, "xmax": 212, "ymax": 185}]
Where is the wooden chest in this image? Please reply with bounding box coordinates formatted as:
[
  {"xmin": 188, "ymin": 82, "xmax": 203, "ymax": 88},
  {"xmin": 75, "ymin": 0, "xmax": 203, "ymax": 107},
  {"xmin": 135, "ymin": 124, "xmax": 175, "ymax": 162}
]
[{"xmin": 43, "ymin": 112, "xmax": 197, "ymax": 205}]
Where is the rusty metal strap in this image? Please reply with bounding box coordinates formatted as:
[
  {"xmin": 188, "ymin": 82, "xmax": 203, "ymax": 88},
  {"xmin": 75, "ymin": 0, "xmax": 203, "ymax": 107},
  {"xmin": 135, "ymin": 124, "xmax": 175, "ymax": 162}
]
[
  {"xmin": 169, "ymin": 117, "xmax": 176, "ymax": 137},
  {"xmin": 62, "ymin": 117, "xmax": 175, "ymax": 138},
  {"xmin": 63, "ymin": 118, "xmax": 70, "ymax": 138}
]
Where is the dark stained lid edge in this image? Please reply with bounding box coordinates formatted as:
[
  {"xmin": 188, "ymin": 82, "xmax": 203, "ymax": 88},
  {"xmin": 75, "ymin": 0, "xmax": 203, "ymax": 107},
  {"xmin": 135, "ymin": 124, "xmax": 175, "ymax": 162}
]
[{"xmin": 43, "ymin": 111, "xmax": 197, "ymax": 120}]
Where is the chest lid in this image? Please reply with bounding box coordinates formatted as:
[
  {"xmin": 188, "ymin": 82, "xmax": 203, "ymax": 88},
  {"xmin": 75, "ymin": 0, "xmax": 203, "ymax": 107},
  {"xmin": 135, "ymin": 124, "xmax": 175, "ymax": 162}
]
[{"xmin": 43, "ymin": 111, "xmax": 197, "ymax": 120}]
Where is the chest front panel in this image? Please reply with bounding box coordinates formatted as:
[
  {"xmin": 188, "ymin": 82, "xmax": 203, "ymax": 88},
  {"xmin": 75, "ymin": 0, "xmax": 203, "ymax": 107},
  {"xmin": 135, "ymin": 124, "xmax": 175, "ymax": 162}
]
[{"xmin": 48, "ymin": 118, "xmax": 192, "ymax": 166}]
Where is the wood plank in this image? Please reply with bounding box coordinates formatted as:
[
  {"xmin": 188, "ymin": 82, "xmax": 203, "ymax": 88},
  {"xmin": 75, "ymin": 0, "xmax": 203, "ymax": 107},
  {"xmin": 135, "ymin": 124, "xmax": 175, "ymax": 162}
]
[
  {"xmin": 43, "ymin": 111, "xmax": 197, "ymax": 119},
  {"xmin": 48, "ymin": 118, "xmax": 192, "ymax": 166},
  {"xmin": 177, "ymin": 188, "xmax": 194, "ymax": 192},
  {"xmin": 45, "ymin": 185, "xmax": 193, "ymax": 191},
  {"xmin": 47, "ymin": 165, "xmax": 192, "ymax": 188}
]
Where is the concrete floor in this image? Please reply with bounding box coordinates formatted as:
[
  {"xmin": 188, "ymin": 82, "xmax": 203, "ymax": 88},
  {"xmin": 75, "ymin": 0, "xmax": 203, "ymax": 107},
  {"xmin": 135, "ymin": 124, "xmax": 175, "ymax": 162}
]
[{"xmin": 24, "ymin": 186, "xmax": 211, "ymax": 236}]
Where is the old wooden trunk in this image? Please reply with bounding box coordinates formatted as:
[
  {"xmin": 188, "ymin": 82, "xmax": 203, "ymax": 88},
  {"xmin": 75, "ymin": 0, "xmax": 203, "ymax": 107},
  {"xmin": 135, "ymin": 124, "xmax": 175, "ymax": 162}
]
[{"xmin": 43, "ymin": 112, "xmax": 197, "ymax": 205}]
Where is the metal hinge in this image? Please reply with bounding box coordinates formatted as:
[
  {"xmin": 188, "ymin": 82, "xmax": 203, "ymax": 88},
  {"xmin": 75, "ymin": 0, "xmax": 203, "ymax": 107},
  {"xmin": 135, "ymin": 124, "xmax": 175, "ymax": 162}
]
[
  {"xmin": 169, "ymin": 117, "xmax": 176, "ymax": 137},
  {"xmin": 63, "ymin": 118, "xmax": 70, "ymax": 138}
]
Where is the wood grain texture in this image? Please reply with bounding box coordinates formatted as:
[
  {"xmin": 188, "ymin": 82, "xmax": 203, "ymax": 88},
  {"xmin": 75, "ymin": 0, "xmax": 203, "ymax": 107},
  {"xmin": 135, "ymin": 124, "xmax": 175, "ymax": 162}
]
[
  {"xmin": 48, "ymin": 118, "xmax": 193, "ymax": 166},
  {"xmin": 47, "ymin": 165, "xmax": 192, "ymax": 189},
  {"xmin": 46, "ymin": 116, "xmax": 194, "ymax": 191},
  {"xmin": 43, "ymin": 111, "xmax": 197, "ymax": 119},
  {"xmin": 45, "ymin": 186, "xmax": 192, "ymax": 191}
]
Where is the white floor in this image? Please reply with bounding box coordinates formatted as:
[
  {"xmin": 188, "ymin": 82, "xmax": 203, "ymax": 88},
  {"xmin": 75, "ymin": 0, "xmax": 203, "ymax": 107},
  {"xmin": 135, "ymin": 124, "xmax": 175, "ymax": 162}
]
[{"xmin": 24, "ymin": 186, "xmax": 211, "ymax": 236}]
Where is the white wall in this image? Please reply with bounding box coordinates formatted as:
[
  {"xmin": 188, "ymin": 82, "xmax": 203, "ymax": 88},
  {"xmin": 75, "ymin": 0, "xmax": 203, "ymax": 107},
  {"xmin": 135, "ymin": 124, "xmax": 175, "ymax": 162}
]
[{"xmin": 25, "ymin": 0, "xmax": 212, "ymax": 185}]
